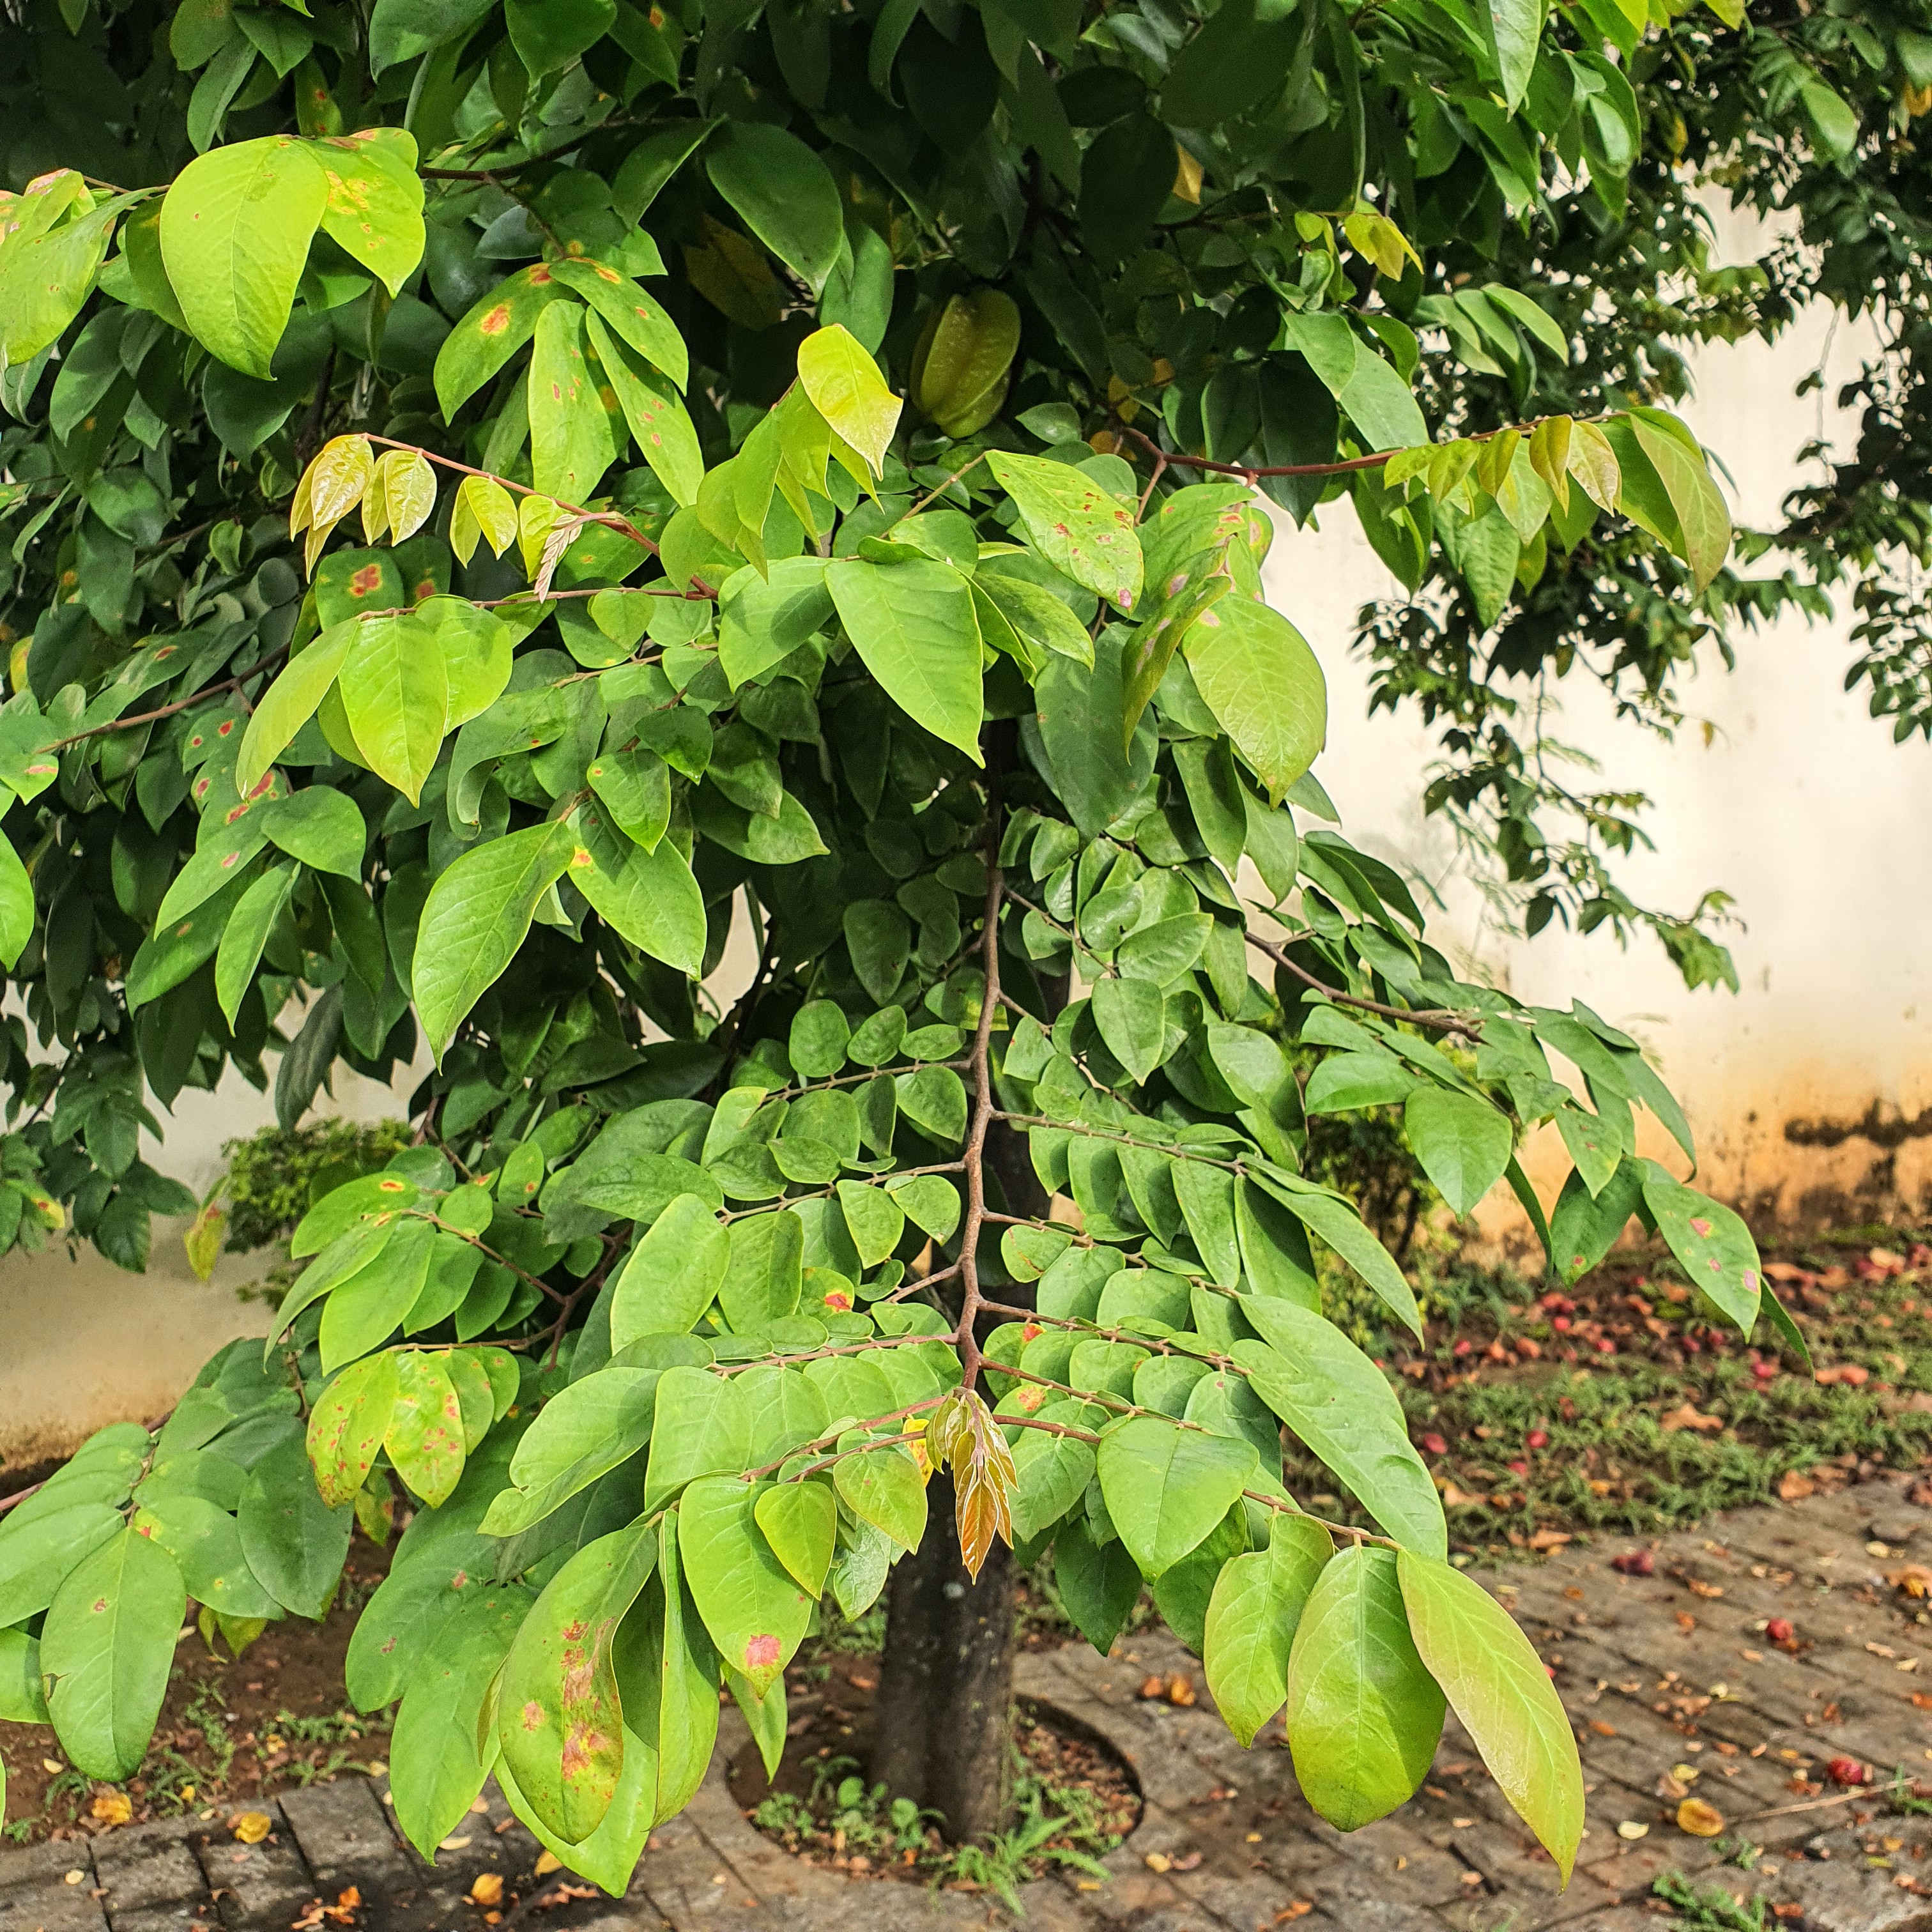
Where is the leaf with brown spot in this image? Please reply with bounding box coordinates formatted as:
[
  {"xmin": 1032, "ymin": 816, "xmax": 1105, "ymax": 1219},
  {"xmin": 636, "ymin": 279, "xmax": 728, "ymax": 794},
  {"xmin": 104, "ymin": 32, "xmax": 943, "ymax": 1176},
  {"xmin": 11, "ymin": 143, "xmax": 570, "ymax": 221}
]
[
  {"xmin": 494, "ymin": 1522, "xmax": 657, "ymax": 1845},
  {"xmin": 306, "ymin": 1353, "xmax": 399, "ymax": 1508},
  {"xmin": 384, "ymin": 1352, "xmax": 466, "ymax": 1507}
]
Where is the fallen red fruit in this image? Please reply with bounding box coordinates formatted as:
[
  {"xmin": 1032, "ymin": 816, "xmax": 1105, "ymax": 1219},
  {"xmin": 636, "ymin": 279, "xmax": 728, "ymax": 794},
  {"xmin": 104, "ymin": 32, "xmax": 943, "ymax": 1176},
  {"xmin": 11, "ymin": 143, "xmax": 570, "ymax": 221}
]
[
  {"xmin": 1552, "ymin": 1315, "xmax": 1572, "ymax": 1332},
  {"xmin": 1766, "ymin": 1618, "xmax": 1795, "ymax": 1643},
  {"xmin": 1612, "ymin": 1550, "xmax": 1655, "ymax": 1576},
  {"xmin": 1825, "ymin": 1757, "xmax": 1869, "ymax": 1788},
  {"xmin": 1508, "ymin": 1459, "xmax": 1529, "ymax": 1477},
  {"xmin": 1527, "ymin": 1429, "xmax": 1549, "ymax": 1450},
  {"xmin": 1421, "ymin": 1434, "xmax": 1449, "ymax": 1457},
  {"xmin": 1453, "ymin": 1339, "xmax": 1473, "ymax": 1357},
  {"xmin": 1752, "ymin": 1360, "xmax": 1778, "ymax": 1381}
]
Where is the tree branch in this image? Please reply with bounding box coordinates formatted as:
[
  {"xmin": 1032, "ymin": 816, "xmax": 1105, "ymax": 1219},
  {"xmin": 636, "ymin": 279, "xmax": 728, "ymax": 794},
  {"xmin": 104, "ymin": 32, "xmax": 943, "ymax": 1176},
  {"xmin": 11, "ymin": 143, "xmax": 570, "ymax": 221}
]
[
  {"xmin": 953, "ymin": 810, "xmax": 1006, "ymax": 1392},
  {"xmin": 1241, "ymin": 924, "xmax": 1485, "ymax": 1038}
]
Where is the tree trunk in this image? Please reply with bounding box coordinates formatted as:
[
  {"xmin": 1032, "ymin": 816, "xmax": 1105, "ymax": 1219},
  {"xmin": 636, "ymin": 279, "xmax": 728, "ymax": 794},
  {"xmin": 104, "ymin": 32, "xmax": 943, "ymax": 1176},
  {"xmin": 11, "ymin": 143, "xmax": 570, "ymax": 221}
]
[
  {"xmin": 871, "ymin": 1017, "xmax": 1058, "ymax": 1841},
  {"xmin": 870, "ymin": 1471, "xmax": 1017, "ymax": 1841}
]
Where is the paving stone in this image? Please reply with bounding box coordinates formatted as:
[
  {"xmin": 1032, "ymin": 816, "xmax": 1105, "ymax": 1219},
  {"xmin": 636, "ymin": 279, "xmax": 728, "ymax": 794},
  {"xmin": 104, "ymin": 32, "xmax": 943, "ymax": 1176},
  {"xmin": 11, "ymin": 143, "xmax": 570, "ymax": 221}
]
[
  {"xmin": 275, "ymin": 1781, "xmax": 443, "ymax": 1932},
  {"xmin": 192, "ymin": 1816, "xmax": 314, "ymax": 1932},
  {"xmin": 89, "ymin": 1820, "xmax": 208, "ymax": 1932},
  {"xmin": 0, "ymin": 1877, "xmax": 112, "ymax": 1932}
]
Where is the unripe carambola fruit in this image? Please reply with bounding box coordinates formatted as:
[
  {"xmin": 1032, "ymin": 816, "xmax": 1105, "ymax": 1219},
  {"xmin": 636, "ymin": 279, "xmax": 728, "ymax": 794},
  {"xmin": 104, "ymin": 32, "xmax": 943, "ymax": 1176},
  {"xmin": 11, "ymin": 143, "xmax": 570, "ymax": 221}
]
[{"xmin": 910, "ymin": 289, "xmax": 1021, "ymax": 439}]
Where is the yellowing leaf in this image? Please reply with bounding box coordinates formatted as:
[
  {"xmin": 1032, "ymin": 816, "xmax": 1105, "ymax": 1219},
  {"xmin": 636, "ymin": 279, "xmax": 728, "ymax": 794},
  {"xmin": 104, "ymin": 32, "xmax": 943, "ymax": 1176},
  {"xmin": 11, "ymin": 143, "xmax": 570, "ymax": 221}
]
[
  {"xmin": 797, "ymin": 325, "xmax": 903, "ymax": 478},
  {"xmin": 231, "ymin": 1810, "xmax": 273, "ymax": 1844},
  {"xmin": 1676, "ymin": 1797, "xmax": 1726, "ymax": 1836},
  {"xmin": 450, "ymin": 473, "xmax": 518, "ymax": 565}
]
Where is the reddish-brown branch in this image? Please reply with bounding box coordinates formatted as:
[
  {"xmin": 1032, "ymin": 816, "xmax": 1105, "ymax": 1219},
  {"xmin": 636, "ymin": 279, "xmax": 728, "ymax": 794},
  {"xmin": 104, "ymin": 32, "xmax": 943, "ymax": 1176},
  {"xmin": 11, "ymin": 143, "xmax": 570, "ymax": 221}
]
[
  {"xmin": 40, "ymin": 640, "xmax": 297, "ymax": 753},
  {"xmin": 953, "ymin": 822, "xmax": 1006, "ymax": 1393},
  {"xmin": 1242, "ymin": 925, "xmax": 1484, "ymax": 1038}
]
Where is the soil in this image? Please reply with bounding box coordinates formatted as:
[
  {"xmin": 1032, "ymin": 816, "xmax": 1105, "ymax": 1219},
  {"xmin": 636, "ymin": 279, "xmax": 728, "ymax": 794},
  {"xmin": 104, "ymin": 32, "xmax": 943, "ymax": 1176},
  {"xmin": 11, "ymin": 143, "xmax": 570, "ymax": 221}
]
[
  {"xmin": 1, "ymin": 1533, "xmax": 395, "ymax": 1844},
  {"xmin": 727, "ymin": 1645, "xmax": 1142, "ymax": 1889},
  {"xmin": 1295, "ymin": 1232, "xmax": 1932, "ymax": 1556}
]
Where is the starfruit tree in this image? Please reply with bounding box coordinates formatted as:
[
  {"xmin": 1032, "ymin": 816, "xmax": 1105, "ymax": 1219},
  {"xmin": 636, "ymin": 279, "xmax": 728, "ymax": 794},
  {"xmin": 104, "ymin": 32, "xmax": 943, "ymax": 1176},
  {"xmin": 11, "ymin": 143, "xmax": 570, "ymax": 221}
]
[{"xmin": 0, "ymin": 0, "xmax": 1796, "ymax": 1894}]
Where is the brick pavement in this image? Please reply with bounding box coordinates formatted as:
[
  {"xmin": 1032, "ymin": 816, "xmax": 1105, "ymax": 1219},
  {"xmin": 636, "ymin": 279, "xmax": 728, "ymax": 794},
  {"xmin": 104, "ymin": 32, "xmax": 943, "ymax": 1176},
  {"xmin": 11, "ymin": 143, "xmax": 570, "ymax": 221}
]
[{"xmin": 3, "ymin": 1476, "xmax": 1929, "ymax": 1932}]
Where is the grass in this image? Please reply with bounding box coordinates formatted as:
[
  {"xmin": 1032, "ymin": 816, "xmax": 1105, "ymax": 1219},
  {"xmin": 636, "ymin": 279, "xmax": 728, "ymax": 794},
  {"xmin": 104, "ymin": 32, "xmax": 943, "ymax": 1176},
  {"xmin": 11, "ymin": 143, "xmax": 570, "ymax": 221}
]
[
  {"xmin": 1650, "ymin": 1872, "xmax": 1777, "ymax": 1929},
  {"xmin": 748, "ymin": 1712, "xmax": 1131, "ymax": 1914},
  {"xmin": 1284, "ymin": 1234, "xmax": 1932, "ymax": 1552}
]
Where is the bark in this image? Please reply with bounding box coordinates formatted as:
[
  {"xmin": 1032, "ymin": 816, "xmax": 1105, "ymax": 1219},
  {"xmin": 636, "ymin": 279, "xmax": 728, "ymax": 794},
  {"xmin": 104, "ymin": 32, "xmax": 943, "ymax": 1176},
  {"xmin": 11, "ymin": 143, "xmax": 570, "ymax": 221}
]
[{"xmin": 870, "ymin": 1469, "xmax": 1018, "ymax": 1841}]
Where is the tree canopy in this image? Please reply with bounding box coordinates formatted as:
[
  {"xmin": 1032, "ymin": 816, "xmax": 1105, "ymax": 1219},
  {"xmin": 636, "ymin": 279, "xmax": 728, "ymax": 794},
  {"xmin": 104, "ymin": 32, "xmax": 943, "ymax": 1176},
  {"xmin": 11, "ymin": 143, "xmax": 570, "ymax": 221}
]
[{"xmin": 0, "ymin": 0, "xmax": 1804, "ymax": 1892}]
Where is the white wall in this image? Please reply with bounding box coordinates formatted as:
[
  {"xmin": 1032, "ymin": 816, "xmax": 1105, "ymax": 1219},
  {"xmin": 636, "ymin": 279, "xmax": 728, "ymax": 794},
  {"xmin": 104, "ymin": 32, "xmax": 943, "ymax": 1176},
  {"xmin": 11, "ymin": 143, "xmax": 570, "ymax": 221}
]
[{"xmin": 1262, "ymin": 204, "xmax": 1932, "ymax": 1234}]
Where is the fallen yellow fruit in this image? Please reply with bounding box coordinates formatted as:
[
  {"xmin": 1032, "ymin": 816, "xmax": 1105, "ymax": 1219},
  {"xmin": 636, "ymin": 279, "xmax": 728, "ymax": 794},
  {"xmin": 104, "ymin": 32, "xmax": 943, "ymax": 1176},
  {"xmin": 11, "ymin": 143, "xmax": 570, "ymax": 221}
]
[
  {"xmin": 231, "ymin": 1811, "xmax": 273, "ymax": 1844},
  {"xmin": 1676, "ymin": 1798, "xmax": 1725, "ymax": 1837}
]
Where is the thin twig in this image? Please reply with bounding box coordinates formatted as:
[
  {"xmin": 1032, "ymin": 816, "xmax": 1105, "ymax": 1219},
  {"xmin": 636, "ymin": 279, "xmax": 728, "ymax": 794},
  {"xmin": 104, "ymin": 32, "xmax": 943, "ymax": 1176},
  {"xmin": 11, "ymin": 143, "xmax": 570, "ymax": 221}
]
[
  {"xmin": 907, "ymin": 452, "xmax": 987, "ymax": 519},
  {"xmin": 1242, "ymin": 925, "xmax": 1485, "ymax": 1038},
  {"xmin": 40, "ymin": 641, "xmax": 297, "ymax": 753}
]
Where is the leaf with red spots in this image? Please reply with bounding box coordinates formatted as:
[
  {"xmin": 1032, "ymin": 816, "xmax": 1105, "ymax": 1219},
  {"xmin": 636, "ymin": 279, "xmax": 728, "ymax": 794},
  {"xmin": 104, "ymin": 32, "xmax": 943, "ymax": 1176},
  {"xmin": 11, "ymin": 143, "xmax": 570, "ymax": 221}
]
[
  {"xmin": 494, "ymin": 1521, "xmax": 657, "ymax": 1844},
  {"xmin": 312, "ymin": 126, "xmax": 424, "ymax": 298},
  {"xmin": 433, "ymin": 262, "xmax": 569, "ymax": 422},
  {"xmin": 40, "ymin": 1525, "xmax": 185, "ymax": 1781},
  {"xmin": 305, "ymin": 1350, "xmax": 399, "ymax": 1506},
  {"xmin": 985, "ymin": 448, "xmax": 1144, "ymax": 613},
  {"xmin": 384, "ymin": 1347, "xmax": 468, "ymax": 1506},
  {"xmin": 678, "ymin": 1477, "xmax": 813, "ymax": 1697},
  {"xmin": 552, "ymin": 256, "xmax": 689, "ymax": 392},
  {"xmin": 1639, "ymin": 1162, "xmax": 1762, "ymax": 1334}
]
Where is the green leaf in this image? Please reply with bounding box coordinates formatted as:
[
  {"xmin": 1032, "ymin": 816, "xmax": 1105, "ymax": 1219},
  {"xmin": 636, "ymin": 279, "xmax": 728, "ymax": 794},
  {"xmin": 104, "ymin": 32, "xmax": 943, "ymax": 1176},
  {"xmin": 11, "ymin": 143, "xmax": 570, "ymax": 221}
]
[
  {"xmin": 0, "ymin": 1625, "xmax": 48, "ymax": 1724},
  {"xmin": 159, "ymin": 136, "xmax": 328, "ymax": 378},
  {"xmin": 1009, "ymin": 1399, "xmax": 1098, "ymax": 1543},
  {"xmin": 585, "ymin": 313, "xmax": 702, "ymax": 508},
  {"xmin": 678, "ymin": 1478, "xmax": 814, "ymax": 1696},
  {"xmin": 566, "ymin": 808, "xmax": 707, "ymax": 975},
  {"xmin": 1052, "ymin": 1514, "xmax": 1144, "ymax": 1654},
  {"xmin": 1480, "ymin": 0, "xmax": 1542, "ymax": 112},
  {"xmin": 1639, "ymin": 1164, "xmax": 1763, "ymax": 1333},
  {"xmin": 720, "ymin": 1210, "xmax": 805, "ymax": 1331},
  {"xmin": 388, "ymin": 1585, "xmax": 529, "ymax": 1862},
  {"xmin": 1402, "ymin": 1087, "xmax": 1512, "ymax": 1218},
  {"xmin": 718, "ymin": 556, "xmax": 834, "ymax": 687},
  {"xmin": 1547, "ymin": 1158, "xmax": 1645, "ymax": 1285},
  {"xmin": 530, "ymin": 300, "xmax": 618, "ymax": 505},
  {"xmin": 506, "ymin": 0, "xmax": 618, "ymax": 75},
  {"xmin": 1233, "ymin": 1302, "xmax": 1446, "ymax": 1557},
  {"xmin": 753, "ymin": 1480, "xmax": 837, "ymax": 1595},
  {"xmin": 886, "ymin": 1174, "xmax": 960, "ymax": 1245},
  {"xmin": 832, "ymin": 1437, "xmax": 927, "ymax": 1551},
  {"xmin": 1250, "ymin": 1172, "xmax": 1420, "ymax": 1339},
  {"xmin": 482, "ymin": 1362, "xmax": 662, "ymax": 1537},
  {"xmin": 237, "ymin": 1430, "xmax": 353, "ymax": 1619},
  {"xmin": 1095, "ymin": 1414, "xmax": 1257, "ymax": 1577},
  {"xmin": 496, "ymin": 1522, "xmax": 657, "ymax": 1844},
  {"xmin": 1183, "ymin": 596, "xmax": 1326, "ymax": 804},
  {"xmin": 42, "ymin": 1527, "xmax": 186, "ymax": 1780},
  {"xmin": 1203, "ymin": 1514, "xmax": 1333, "ymax": 1745},
  {"xmin": 1284, "ymin": 1545, "xmax": 1445, "ymax": 1831},
  {"xmin": 0, "ymin": 197, "xmax": 123, "ymax": 365},
  {"xmin": 1090, "ymin": 976, "xmax": 1166, "ymax": 1085},
  {"xmin": 0, "ymin": 1503, "xmax": 123, "ymax": 1628},
  {"xmin": 413, "ymin": 821, "xmax": 576, "ymax": 1059},
  {"xmin": 797, "ymin": 325, "xmax": 902, "ymax": 475},
  {"xmin": 836, "ymin": 1177, "xmax": 905, "ymax": 1268},
  {"xmin": 704, "ymin": 121, "xmax": 845, "ymax": 294},
  {"xmin": 238, "ymin": 620, "xmax": 358, "ymax": 792},
  {"xmin": 264, "ymin": 787, "xmax": 365, "ymax": 877},
  {"xmin": 1398, "ymin": 1549, "xmax": 1585, "ymax": 1881},
  {"xmin": 0, "ymin": 832, "xmax": 34, "ymax": 970},
  {"xmin": 986, "ymin": 450, "xmax": 1144, "ymax": 613},
  {"xmin": 826, "ymin": 557, "xmax": 985, "ymax": 757},
  {"xmin": 645, "ymin": 1366, "xmax": 751, "ymax": 1513},
  {"xmin": 129, "ymin": 1492, "xmax": 276, "ymax": 1618},
  {"xmin": 974, "ymin": 569, "xmax": 1093, "ymax": 668},
  {"xmin": 611, "ymin": 1193, "xmax": 729, "ymax": 1346},
  {"xmin": 1630, "ymin": 415, "xmax": 1731, "ymax": 590},
  {"xmin": 337, "ymin": 612, "xmax": 447, "ymax": 804}
]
